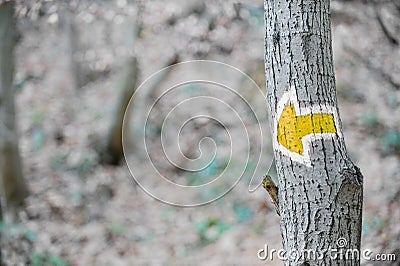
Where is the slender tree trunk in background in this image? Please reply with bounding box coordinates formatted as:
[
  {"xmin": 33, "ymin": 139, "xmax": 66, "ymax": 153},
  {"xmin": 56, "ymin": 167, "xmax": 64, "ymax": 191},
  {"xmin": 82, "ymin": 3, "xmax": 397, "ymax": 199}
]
[
  {"xmin": 264, "ymin": 1, "xmax": 363, "ymax": 265},
  {"xmin": 95, "ymin": 9, "xmax": 143, "ymax": 165},
  {"xmin": 97, "ymin": 53, "xmax": 179, "ymax": 165},
  {"xmin": 0, "ymin": 2, "xmax": 28, "ymax": 213},
  {"xmin": 64, "ymin": 6, "xmax": 82, "ymax": 92},
  {"xmin": 98, "ymin": 56, "xmax": 140, "ymax": 165}
]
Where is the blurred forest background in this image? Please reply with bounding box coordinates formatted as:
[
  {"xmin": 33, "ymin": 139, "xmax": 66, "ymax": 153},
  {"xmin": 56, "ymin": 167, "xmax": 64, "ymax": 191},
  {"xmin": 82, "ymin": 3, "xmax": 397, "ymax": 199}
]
[{"xmin": 1, "ymin": 0, "xmax": 400, "ymax": 265}]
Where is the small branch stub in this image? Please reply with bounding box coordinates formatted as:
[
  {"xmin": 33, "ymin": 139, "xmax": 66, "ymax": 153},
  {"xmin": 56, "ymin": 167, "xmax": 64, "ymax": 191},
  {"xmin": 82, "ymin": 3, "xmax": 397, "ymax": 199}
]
[{"xmin": 262, "ymin": 175, "xmax": 280, "ymax": 216}]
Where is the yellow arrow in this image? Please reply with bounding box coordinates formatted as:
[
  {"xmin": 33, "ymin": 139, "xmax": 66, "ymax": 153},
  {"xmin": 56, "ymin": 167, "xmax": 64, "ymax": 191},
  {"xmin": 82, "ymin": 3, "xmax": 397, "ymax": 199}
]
[{"xmin": 277, "ymin": 104, "xmax": 336, "ymax": 155}]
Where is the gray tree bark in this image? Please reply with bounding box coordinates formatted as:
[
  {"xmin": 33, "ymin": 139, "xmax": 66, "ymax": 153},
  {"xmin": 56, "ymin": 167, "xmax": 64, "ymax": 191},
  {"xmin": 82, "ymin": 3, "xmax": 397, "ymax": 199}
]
[
  {"xmin": 0, "ymin": 1, "xmax": 28, "ymax": 213},
  {"xmin": 264, "ymin": 1, "xmax": 363, "ymax": 265}
]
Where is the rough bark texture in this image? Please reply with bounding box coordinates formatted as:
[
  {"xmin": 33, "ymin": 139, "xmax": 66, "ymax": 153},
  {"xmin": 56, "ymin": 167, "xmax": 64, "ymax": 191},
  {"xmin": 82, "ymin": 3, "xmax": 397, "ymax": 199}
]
[
  {"xmin": 264, "ymin": 1, "xmax": 363, "ymax": 265},
  {"xmin": 0, "ymin": 2, "xmax": 28, "ymax": 211}
]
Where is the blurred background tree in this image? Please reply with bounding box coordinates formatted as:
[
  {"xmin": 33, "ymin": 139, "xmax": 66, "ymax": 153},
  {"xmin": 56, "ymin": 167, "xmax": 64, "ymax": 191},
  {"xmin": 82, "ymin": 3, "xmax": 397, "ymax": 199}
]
[{"xmin": 0, "ymin": 1, "xmax": 28, "ymax": 217}]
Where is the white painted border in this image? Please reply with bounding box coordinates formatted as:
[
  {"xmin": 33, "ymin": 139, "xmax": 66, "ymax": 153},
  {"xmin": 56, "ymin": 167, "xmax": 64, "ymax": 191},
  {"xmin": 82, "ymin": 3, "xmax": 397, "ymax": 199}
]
[{"xmin": 273, "ymin": 85, "xmax": 342, "ymax": 166}]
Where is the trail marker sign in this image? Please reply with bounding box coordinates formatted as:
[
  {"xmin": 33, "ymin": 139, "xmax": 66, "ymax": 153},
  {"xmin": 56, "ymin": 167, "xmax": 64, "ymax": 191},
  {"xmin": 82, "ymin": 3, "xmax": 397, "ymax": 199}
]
[{"xmin": 274, "ymin": 86, "xmax": 341, "ymax": 166}]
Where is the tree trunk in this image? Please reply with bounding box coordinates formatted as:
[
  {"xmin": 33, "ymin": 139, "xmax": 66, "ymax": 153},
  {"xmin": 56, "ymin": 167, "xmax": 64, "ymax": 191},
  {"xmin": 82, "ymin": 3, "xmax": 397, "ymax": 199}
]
[
  {"xmin": 0, "ymin": 2, "xmax": 28, "ymax": 212},
  {"xmin": 264, "ymin": 1, "xmax": 363, "ymax": 265},
  {"xmin": 94, "ymin": 10, "xmax": 143, "ymax": 165},
  {"xmin": 98, "ymin": 56, "xmax": 140, "ymax": 165}
]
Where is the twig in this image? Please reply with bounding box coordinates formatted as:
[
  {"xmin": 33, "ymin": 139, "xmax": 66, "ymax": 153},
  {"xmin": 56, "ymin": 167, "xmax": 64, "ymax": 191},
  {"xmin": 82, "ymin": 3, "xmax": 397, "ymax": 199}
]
[
  {"xmin": 148, "ymin": 53, "xmax": 180, "ymax": 101},
  {"xmin": 166, "ymin": 3, "xmax": 206, "ymax": 25},
  {"xmin": 391, "ymin": 0, "xmax": 400, "ymax": 15},
  {"xmin": 262, "ymin": 175, "xmax": 280, "ymax": 216},
  {"xmin": 374, "ymin": 8, "xmax": 399, "ymax": 46},
  {"xmin": 345, "ymin": 45, "xmax": 400, "ymax": 90}
]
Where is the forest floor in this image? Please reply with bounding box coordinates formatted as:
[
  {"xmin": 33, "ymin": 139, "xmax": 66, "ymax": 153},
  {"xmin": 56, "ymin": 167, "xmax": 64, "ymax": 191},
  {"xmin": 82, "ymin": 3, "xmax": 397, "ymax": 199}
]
[{"xmin": 1, "ymin": 1, "xmax": 400, "ymax": 265}]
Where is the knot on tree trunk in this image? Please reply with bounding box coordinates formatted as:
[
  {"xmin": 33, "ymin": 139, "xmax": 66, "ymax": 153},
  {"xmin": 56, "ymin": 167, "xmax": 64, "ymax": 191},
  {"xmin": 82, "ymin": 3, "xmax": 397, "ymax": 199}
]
[{"xmin": 340, "ymin": 166, "xmax": 363, "ymax": 188}]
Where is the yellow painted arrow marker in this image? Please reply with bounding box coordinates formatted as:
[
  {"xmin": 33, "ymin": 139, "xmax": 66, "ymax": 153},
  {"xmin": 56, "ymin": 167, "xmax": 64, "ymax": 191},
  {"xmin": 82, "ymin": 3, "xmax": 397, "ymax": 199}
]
[{"xmin": 277, "ymin": 104, "xmax": 336, "ymax": 155}]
